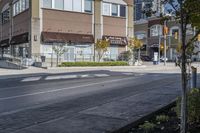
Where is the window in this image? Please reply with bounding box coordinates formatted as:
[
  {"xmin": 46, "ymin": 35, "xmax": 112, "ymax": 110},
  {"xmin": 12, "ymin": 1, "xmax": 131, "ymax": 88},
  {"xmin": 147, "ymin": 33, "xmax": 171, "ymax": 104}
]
[
  {"xmin": 43, "ymin": 0, "xmax": 52, "ymax": 8},
  {"xmin": 120, "ymin": 5, "xmax": 126, "ymax": 17},
  {"xmin": 55, "ymin": 0, "xmax": 64, "ymax": 10},
  {"xmin": 73, "ymin": 0, "xmax": 82, "ymax": 12},
  {"xmin": 43, "ymin": 0, "xmax": 92, "ymax": 13},
  {"xmin": 2, "ymin": 9, "xmax": 10, "ymax": 24},
  {"xmin": 112, "ymin": 4, "xmax": 118, "ymax": 16},
  {"xmin": 84, "ymin": 0, "xmax": 92, "ymax": 13},
  {"xmin": 13, "ymin": 0, "xmax": 29, "ymax": 16},
  {"xmin": 135, "ymin": 32, "xmax": 146, "ymax": 39},
  {"xmin": 25, "ymin": 0, "xmax": 29, "ymax": 9},
  {"xmin": 103, "ymin": 3, "xmax": 110, "ymax": 16},
  {"xmin": 64, "ymin": 0, "xmax": 72, "ymax": 11},
  {"xmin": 171, "ymin": 29, "xmax": 179, "ymax": 36},
  {"xmin": 150, "ymin": 25, "xmax": 162, "ymax": 37},
  {"xmin": 21, "ymin": 0, "xmax": 26, "ymax": 11}
]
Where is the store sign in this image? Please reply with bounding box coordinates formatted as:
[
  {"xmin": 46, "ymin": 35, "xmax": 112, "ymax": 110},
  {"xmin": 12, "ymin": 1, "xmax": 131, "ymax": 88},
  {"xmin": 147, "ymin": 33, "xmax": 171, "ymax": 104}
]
[{"xmin": 102, "ymin": 36, "xmax": 128, "ymax": 45}]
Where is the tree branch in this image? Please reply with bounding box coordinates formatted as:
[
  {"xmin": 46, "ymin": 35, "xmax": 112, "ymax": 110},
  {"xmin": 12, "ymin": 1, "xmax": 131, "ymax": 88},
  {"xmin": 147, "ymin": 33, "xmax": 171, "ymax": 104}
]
[{"xmin": 186, "ymin": 29, "xmax": 200, "ymax": 48}]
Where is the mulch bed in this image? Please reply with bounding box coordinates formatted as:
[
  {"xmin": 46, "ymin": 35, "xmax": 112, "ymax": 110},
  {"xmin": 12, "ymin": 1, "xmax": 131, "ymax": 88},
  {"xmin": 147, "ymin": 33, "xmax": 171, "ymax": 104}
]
[{"xmin": 127, "ymin": 106, "xmax": 200, "ymax": 133}]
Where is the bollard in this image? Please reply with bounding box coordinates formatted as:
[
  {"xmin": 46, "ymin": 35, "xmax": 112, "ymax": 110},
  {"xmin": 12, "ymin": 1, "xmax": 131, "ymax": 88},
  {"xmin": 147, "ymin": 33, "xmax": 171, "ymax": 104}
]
[{"xmin": 191, "ymin": 66, "xmax": 197, "ymax": 88}]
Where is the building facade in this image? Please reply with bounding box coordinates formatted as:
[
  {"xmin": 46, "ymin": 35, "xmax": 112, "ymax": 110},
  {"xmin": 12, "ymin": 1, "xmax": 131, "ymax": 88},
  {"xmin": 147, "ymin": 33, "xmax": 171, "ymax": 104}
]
[
  {"xmin": 0, "ymin": 0, "xmax": 134, "ymax": 65},
  {"xmin": 134, "ymin": 17, "xmax": 195, "ymax": 60}
]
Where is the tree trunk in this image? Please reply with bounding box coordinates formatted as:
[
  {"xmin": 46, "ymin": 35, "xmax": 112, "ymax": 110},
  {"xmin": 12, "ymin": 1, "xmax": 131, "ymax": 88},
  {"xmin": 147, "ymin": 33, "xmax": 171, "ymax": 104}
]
[
  {"xmin": 138, "ymin": 49, "xmax": 141, "ymax": 61},
  {"xmin": 180, "ymin": 1, "xmax": 188, "ymax": 133},
  {"xmin": 56, "ymin": 54, "xmax": 59, "ymax": 67}
]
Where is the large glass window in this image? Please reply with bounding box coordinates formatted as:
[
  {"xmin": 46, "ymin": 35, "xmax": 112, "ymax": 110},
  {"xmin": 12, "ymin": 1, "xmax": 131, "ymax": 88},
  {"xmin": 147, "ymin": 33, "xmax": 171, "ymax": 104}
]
[
  {"xmin": 150, "ymin": 25, "xmax": 163, "ymax": 37},
  {"xmin": 73, "ymin": 0, "xmax": 82, "ymax": 12},
  {"xmin": 21, "ymin": 0, "xmax": 26, "ymax": 11},
  {"xmin": 112, "ymin": 4, "xmax": 118, "ymax": 16},
  {"xmin": 13, "ymin": 0, "xmax": 29, "ymax": 16},
  {"xmin": 120, "ymin": 5, "xmax": 126, "ymax": 17},
  {"xmin": 55, "ymin": 0, "xmax": 64, "ymax": 10},
  {"xmin": 64, "ymin": 0, "xmax": 73, "ymax": 11},
  {"xmin": 25, "ymin": 0, "xmax": 29, "ymax": 9},
  {"xmin": 103, "ymin": 3, "xmax": 110, "ymax": 16},
  {"xmin": 84, "ymin": 0, "xmax": 92, "ymax": 13},
  {"xmin": 43, "ymin": 0, "xmax": 52, "ymax": 8}
]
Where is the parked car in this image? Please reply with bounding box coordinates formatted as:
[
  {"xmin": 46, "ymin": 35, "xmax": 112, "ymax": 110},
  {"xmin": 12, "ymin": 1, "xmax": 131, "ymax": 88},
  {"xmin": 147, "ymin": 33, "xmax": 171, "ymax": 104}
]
[
  {"xmin": 160, "ymin": 56, "xmax": 168, "ymax": 62},
  {"xmin": 141, "ymin": 55, "xmax": 152, "ymax": 61}
]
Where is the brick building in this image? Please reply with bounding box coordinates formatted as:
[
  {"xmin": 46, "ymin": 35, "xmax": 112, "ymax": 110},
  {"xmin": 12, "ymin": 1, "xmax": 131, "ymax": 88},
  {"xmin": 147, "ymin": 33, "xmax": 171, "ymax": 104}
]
[
  {"xmin": 0, "ymin": 0, "xmax": 134, "ymax": 65},
  {"xmin": 134, "ymin": 17, "xmax": 194, "ymax": 61}
]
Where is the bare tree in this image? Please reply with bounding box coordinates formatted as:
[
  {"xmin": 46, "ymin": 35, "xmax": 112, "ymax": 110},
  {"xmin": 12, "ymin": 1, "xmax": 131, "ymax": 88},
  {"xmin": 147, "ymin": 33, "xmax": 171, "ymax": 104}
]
[{"xmin": 52, "ymin": 43, "xmax": 67, "ymax": 66}]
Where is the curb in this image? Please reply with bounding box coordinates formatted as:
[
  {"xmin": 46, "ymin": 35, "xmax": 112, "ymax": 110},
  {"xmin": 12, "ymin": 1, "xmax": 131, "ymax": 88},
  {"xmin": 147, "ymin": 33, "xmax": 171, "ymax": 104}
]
[{"xmin": 46, "ymin": 65, "xmax": 147, "ymax": 70}]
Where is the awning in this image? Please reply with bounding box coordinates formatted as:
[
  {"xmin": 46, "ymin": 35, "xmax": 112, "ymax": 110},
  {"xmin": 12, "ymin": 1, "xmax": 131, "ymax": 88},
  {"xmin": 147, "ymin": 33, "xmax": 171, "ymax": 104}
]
[
  {"xmin": 102, "ymin": 35, "xmax": 128, "ymax": 46},
  {"xmin": 0, "ymin": 39, "xmax": 9, "ymax": 47},
  {"xmin": 10, "ymin": 33, "xmax": 29, "ymax": 45},
  {"xmin": 41, "ymin": 32, "xmax": 94, "ymax": 44}
]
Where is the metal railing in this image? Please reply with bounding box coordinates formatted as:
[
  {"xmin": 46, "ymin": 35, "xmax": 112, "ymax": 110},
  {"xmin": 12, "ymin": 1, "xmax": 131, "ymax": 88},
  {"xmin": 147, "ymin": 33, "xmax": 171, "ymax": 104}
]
[{"xmin": 32, "ymin": 53, "xmax": 129, "ymax": 67}]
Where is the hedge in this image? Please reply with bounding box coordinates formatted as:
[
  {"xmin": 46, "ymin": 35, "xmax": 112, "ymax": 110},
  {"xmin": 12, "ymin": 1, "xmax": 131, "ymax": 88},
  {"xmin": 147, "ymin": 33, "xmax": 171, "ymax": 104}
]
[{"xmin": 59, "ymin": 61, "xmax": 128, "ymax": 67}]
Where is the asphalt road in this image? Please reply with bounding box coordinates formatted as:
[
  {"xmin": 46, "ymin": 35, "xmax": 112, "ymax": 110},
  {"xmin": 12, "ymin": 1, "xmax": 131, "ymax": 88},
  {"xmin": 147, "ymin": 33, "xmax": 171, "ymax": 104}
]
[{"xmin": 0, "ymin": 70, "xmax": 182, "ymax": 133}]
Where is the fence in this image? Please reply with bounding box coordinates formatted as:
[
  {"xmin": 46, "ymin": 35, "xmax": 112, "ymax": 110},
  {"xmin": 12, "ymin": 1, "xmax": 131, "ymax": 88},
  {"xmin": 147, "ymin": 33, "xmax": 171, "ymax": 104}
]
[{"xmin": 32, "ymin": 53, "xmax": 129, "ymax": 67}]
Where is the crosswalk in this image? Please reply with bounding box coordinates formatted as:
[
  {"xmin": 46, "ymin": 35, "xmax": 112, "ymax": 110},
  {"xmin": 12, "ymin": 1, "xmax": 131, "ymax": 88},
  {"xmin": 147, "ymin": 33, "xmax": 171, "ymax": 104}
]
[
  {"xmin": 21, "ymin": 74, "xmax": 110, "ymax": 82},
  {"xmin": 20, "ymin": 73, "xmax": 145, "ymax": 83}
]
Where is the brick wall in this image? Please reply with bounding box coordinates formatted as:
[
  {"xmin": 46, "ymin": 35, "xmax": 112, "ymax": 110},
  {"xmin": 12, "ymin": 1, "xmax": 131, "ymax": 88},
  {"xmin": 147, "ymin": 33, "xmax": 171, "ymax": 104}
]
[{"xmin": 42, "ymin": 9, "xmax": 93, "ymax": 35}]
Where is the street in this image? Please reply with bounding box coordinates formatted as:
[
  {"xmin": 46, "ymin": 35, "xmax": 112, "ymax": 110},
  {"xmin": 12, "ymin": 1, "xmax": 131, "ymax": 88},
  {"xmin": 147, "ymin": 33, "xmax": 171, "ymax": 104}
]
[{"xmin": 0, "ymin": 66, "xmax": 187, "ymax": 133}]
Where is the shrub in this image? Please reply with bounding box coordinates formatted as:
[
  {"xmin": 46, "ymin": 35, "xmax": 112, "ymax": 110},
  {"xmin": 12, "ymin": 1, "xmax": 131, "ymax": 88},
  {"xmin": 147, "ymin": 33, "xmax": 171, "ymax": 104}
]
[
  {"xmin": 176, "ymin": 88, "xmax": 200, "ymax": 124},
  {"xmin": 118, "ymin": 51, "xmax": 132, "ymax": 61},
  {"xmin": 156, "ymin": 115, "xmax": 169, "ymax": 123},
  {"xmin": 59, "ymin": 61, "xmax": 128, "ymax": 67},
  {"xmin": 139, "ymin": 121, "xmax": 156, "ymax": 133}
]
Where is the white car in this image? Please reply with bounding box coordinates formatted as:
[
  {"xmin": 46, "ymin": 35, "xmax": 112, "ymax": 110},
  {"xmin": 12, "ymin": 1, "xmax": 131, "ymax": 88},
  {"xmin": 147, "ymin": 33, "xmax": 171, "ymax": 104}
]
[{"xmin": 160, "ymin": 57, "xmax": 168, "ymax": 62}]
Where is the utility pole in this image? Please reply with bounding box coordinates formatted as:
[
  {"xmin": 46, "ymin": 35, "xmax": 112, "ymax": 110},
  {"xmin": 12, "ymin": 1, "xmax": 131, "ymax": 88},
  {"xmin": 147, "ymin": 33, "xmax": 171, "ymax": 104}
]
[
  {"xmin": 164, "ymin": 20, "xmax": 167, "ymax": 66},
  {"xmin": 158, "ymin": 35, "xmax": 161, "ymax": 63}
]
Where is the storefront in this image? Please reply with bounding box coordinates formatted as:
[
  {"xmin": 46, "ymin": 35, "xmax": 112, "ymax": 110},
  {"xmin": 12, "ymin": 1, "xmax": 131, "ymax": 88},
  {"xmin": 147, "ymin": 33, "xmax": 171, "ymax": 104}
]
[
  {"xmin": 102, "ymin": 35, "xmax": 128, "ymax": 61},
  {"xmin": 10, "ymin": 33, "xmax": 29, "ymax": 58},
  {"xmin": 41, "ymin": 32, "xmax": 94, "ymax": 62}
]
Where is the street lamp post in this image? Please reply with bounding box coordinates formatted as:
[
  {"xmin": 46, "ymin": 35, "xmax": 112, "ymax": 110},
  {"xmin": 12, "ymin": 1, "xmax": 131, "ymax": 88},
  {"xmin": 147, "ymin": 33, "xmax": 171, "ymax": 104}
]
[
  {"xmin": 158, "ymin": 35, "xmax": 161, "ymax": 64},
  {"xmin": 164, "ymin": 20, "xmax": 167, "ymax": 66}
]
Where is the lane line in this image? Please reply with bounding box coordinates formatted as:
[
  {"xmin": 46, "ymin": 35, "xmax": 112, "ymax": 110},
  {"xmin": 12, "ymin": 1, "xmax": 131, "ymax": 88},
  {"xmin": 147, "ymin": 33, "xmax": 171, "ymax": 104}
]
[
  {"xmin": 21, "ymin": 77, "xmax": 42, "ymax": 82},
  {"xmin": 0, "ymin": 77, "xmax": 136, "ymax": 101}
]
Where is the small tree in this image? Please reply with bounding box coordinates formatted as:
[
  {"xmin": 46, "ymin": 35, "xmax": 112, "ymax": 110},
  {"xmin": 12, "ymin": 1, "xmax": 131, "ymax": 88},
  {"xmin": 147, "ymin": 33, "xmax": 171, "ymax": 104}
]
[
  {"xmin": 53, "ymin": 43, "xmax": 67, "ymax": 66},
  {"xmin": 162, "ymin": 0, "xmax": 200, "ymax": 132},
  {"xmin": 128, "ymin": 37, "xmax": 143, "ymax": 62},
  {"xmin": 95, "ymin": 39, "xmax": 110, "ymax": 62}
]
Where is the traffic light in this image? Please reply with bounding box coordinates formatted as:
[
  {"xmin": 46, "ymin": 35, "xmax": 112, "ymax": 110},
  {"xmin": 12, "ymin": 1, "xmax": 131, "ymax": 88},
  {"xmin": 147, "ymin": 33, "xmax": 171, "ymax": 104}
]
[
  {"xmin": 163, "ymin": 26, "xmax": 169, "ymax": 36},
  {"xmin": 198, "ymin": 34, "xmax": 200, "ymax": 42},
  {"xmin": 175, "ymin": 32, "xmax": 178, "ymax": 40}
]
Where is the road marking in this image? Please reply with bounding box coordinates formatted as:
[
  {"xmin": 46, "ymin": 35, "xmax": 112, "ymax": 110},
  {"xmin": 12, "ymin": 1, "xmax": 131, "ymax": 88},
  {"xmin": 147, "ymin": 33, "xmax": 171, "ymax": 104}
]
[
  {"xmin": 45, "ymin": 75, "xmax": 78, "ymax": 80},
  {"xmin": 0, "ymin": 77, "xmax": 136, "ymax": 101},
  {"xmin": 123, "ymin": 73, "xmax": 134, "ymax": 75},
  {"xmin": 20, "ymin": 74, "xmax": 110, "ymax": 82},
  {"xmin": 21, "ymin": 77, "xmax": 42, "ymax": 82},
  {"xmin": 94, "ymin": 74, "xmax": 109, "ymax": 77}
]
